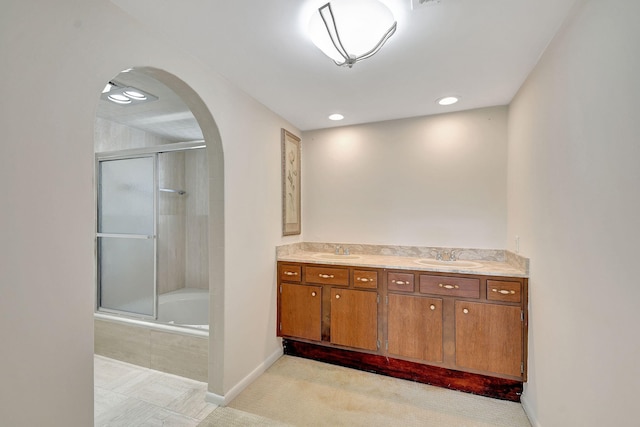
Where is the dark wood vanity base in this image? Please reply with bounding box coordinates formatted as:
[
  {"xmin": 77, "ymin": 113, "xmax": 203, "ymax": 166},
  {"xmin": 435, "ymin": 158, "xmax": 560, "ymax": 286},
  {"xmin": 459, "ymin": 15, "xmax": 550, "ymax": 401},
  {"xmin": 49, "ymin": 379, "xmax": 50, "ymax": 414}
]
[
  {"xmin": 277, "ymin": 260, "xmax": 528, "ymax": 403},
  {"xmin": 283, "ymin": 339, "xmax": 523, "ymax": 402}
]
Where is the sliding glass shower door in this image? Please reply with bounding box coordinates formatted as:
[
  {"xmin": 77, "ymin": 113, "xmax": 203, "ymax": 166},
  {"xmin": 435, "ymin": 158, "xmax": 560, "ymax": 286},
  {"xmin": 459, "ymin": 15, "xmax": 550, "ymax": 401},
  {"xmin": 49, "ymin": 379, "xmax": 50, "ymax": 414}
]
[{"xmin": 97, "ymin": 156, "xmax": 156, "ymax": 318}]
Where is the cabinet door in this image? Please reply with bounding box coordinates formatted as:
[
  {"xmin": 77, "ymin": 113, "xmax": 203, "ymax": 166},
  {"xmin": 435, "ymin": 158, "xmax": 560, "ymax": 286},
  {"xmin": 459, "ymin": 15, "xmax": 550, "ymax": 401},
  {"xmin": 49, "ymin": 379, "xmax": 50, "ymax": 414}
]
[
  {"xmin": 388, "ymin": 294, "xmax": 443, "ymax": 362},
  {"xmin": 279, "ymin": 283, "xmax": 322, "ymax": 341},
  {"xmin": 330, "ymin": 289, "xmax": 378, "ymax": 351},
  {"xmin": 455, "ymin": 301, "xmax": 522, "ymax": 378}
]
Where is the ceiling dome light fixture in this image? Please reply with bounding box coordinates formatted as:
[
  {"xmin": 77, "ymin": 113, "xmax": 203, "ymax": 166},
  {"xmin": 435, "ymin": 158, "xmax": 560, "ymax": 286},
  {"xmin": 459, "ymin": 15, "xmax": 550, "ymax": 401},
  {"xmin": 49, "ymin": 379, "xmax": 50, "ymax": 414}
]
[
  {"xmin": 309, "ymin": 1, "xmax": 397, "ymax": 68},
  {"xmin": 437, "ymin": 96, "xmax": 459, "ymax": 106},
  {"xmin": 328, "ymin": 113, "xmax": 344, "ymax": 121}
]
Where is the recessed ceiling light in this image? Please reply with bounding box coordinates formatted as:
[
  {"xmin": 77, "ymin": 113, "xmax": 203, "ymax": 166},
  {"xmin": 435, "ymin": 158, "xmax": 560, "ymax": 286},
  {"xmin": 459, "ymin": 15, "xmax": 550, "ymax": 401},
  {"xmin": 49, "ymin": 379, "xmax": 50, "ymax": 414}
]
[
  {"xmin": 123, "ymin": 90, "xmax": 147, "ymax": 101},
  {"xmin": 101, "ymin": 84, "xmax": 158, "ymax": 106},
  {"xmin": 437, "ymin": 96, "xmax": 459, "ymax": 106},
  {"xmin": 108, "ymin": 94, "xmax": 132, "ymax": 104},
  {"xmin": 329, "ymin": 113, "xmax": 344, "ymax": 121}
]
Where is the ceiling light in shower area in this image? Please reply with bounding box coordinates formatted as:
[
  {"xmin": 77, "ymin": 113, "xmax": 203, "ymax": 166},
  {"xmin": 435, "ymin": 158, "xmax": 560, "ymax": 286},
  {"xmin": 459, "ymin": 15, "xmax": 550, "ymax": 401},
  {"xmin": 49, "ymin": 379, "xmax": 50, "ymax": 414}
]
[
  {"xmin": 329, "ymin": 113, "xmax": 344, "ymax": 121},
  {"xmin": 101, "ymin": 82, "xmax": 158, "ymax": 106}
]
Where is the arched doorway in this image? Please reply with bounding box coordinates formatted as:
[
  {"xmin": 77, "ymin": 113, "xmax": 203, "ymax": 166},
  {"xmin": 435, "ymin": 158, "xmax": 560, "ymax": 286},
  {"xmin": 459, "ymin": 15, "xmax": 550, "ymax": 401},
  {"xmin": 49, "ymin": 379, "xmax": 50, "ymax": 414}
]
[{"xmin": 93, "ymin": 67, "xmax": 224, "ymax": 394}]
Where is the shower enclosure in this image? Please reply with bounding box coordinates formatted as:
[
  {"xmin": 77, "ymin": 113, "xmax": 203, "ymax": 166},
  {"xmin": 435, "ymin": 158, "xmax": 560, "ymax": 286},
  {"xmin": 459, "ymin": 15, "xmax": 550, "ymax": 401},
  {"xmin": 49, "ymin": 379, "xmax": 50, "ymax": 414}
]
[{"xmin": 96, "ymin": 142, "xmax": 209, "ymax": 325}]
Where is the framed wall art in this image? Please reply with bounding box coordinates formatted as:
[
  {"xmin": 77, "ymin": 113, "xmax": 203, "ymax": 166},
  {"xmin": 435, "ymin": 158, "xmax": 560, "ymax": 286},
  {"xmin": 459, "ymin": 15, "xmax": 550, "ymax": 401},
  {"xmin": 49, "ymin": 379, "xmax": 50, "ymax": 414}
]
[{"xmin": 281, "ymin": 129, "xmax": 301, "ymax": 235}]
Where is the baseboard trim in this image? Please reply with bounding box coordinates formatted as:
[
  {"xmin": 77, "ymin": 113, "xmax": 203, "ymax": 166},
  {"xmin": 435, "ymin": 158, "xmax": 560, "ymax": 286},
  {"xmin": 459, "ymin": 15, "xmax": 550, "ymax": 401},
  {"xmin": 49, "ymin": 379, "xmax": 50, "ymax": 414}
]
[
  {"xmin": 521, "ymin": 393, "xmax": 541, "ymax": 427},
  {"xmin": 205, "ymin": 347, "xmax": 283, "ymax": 406}
]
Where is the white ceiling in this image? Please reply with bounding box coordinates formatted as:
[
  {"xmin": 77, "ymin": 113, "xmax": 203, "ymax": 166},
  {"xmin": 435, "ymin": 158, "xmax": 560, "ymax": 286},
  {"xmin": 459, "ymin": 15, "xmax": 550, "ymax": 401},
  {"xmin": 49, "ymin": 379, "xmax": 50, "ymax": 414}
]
[
  {"xmin": 97, "ymin": 71, "xmax": 203, "ymax": 142},
  {"xmin": 108, "ymin": 0, "xmax": 577, "ymax": 132}
]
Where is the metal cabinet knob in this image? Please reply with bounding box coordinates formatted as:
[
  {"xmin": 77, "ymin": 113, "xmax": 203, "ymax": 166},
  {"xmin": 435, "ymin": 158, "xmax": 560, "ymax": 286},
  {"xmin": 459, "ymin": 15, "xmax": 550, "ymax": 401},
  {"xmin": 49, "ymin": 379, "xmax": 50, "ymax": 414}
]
[
  {"xmin": 335, "ymin": 294, "xmax": 341, "ymax": 299},
  {"xmin": 430, "ymin": 304, "xmax": 436, "ymax": 311},
  {"xmin": 463, "ymin": 308, "xmax": 469, "ymax": 314},
  {"xmin": 311, "ymin": 291, "xmax": 317, "ymax": 297}
]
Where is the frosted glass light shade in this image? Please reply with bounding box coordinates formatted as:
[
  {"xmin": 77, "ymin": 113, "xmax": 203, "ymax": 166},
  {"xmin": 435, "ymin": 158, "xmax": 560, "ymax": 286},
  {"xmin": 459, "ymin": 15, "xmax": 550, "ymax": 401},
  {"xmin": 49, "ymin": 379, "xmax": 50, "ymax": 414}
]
[{"xmin": 309, "ymin": 0, "xmax": 396, "ymax": 66}]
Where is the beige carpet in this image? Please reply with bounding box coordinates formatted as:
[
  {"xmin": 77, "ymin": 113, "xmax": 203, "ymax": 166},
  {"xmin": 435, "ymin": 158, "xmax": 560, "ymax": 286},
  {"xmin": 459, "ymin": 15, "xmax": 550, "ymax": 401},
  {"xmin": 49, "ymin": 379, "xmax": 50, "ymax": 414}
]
[{"xmin": 199, "ymin": 356, "xmax": 531, "ymax": 427}]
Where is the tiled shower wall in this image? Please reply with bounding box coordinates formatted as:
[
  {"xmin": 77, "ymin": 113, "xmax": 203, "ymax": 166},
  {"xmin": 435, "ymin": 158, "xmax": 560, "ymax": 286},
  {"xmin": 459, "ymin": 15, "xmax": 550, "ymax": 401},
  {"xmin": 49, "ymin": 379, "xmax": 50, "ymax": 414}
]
[
  {"xmin": 185, "ymin": 150, "xmax": 209, "ymax": 290},
  {"xmin": 94, "ymin": 118, "xmax": 209, "ymax": 294},
  {"xmin": 158, "ymin": 151, "xmax": 187, "ymax": 294}
]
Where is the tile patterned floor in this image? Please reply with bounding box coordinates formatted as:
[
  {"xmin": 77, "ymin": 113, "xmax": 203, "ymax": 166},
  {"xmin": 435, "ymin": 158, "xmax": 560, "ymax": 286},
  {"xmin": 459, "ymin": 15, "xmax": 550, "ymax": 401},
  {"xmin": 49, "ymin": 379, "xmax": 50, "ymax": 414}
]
[{"xmin": 94, "ymin": 355, "xmax": 217, "ymax": 426}]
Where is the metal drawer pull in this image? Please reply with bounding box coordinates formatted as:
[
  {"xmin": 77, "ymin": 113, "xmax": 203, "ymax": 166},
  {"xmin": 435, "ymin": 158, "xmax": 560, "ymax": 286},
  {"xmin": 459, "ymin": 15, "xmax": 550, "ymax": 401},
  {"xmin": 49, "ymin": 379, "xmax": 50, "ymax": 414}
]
[
  {"xmin": 492, "ymin": 288, "xmax": 516, "ymax": 295},
  {"xmin": 392, "ymin": 280, "xmax": 409, "ymax": 285},
  {"xmin": 356, "ymin": 277, "xmax": 372, "ymax": 282},
  {"xmin": 318, "ymin": 274, "xmax": 335, "ymax": 279},
  {"xmin": 335, "ymin": 294, "xmax": 341, "ymax": 299},
  {"xmin": 439, "ymin": 283, "xmax": 459, "ymax": 290},
  {"xmin": 430, "ymin": 304, "xmax": 436, "ymax": 311},
  {"xmin": 283, "ymin": 271, "xmax": 298, "ymax": 276},
  {"xmin": 311, "ymin": 291, "xmax": 317, "ymax": 297},
  {"xmin": 463, "ymin": 308, "xmax": 469, "ymax": 314}
]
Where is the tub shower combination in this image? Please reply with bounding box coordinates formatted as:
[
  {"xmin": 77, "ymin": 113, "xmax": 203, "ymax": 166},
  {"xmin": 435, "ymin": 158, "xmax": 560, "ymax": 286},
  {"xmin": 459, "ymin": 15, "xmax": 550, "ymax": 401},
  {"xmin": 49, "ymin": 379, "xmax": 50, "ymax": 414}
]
[{"xmin": 94, "ymin": 142, "xmax": 209, "ymax": 381}]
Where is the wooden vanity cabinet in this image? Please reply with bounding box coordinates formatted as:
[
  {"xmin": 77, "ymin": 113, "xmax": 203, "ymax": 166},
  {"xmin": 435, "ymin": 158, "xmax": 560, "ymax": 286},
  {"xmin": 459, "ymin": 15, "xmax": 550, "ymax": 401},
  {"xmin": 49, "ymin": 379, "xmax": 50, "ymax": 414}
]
[
  {"xmin": 330, "ymin": 288, "xmax": 378, "ymax": 351},
  {"xmin": 387, "ymin": 293, "xmax": 443, "ymax": 362},
  {"xmin": 277, "ymin": 260, "xmax": 528, "ymax": 401},
  {"xmin": 279, "ymin": 283, "xmax": 322, "ymax": 341},
  {"xmin": 455, "ymin": 301, "xmax": 523, "ymax": 378},
  {"xmin": 277, "ymin": 262, "xmax": 379, "ymax": 352}
]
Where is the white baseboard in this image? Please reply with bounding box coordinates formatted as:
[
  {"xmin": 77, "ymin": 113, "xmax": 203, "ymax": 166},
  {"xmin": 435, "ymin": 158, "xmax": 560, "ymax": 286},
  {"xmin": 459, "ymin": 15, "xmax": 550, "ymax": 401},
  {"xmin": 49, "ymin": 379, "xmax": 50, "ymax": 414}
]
[
  {"xmin": 521, "ymin": 394, "xmax": 541, "ymax": 427},
  {"xmin": 205, "ymin": 347, "xmax": 283, "ymax": 406}
]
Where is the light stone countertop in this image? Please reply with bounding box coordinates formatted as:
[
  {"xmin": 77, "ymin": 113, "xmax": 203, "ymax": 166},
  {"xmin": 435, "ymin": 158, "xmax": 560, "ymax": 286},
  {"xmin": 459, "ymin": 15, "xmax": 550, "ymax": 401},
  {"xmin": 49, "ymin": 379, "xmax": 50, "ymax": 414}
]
[{"xmin": 277, "ymin": 243, "xmax": 529, "ymax": 278}]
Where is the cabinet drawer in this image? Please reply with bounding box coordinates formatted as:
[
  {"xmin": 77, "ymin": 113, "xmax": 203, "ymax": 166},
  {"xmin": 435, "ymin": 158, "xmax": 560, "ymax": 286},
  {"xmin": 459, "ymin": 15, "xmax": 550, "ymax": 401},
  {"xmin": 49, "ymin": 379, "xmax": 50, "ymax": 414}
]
[
  {"xmin": 305, "ymin": 266, "xmax": 349, "ymax": 286},
  {"xmin": 353, "ymin": 270, "xmax": 378, "ymax": 289},
  {"xmin": 419, "ymin": 275, "xmax": 480, "ymax": 298},
  {"xmin": 278, "ymin": 264, "xmax": 301, "ymax": 282},
  {"xmin": 387, "ymin": 272, "xmax": 415, "ymax": 292},
  {"xmin": 487, "ymin": 280, "xmax": 522, "ymax": 303}
]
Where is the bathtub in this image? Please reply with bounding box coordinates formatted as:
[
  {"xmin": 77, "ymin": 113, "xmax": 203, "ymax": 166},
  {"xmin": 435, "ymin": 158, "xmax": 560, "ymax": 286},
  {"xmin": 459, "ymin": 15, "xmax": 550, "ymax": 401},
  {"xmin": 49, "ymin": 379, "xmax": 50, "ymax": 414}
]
[
  {"xmin": 158, "ymin": 288, "xmax": 209, "ymax": 329},
  {"xmin": 94, "ymin": 287, "xmax": 209, "ymax": 381}
]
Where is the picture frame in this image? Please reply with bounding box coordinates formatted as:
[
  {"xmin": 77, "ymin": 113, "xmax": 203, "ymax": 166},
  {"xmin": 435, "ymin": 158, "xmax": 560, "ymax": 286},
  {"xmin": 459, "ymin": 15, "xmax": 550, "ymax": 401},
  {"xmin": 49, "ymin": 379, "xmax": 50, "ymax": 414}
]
[{"xmin": 281, "ymin": 129, "xmax": 301, "ymax": 236}]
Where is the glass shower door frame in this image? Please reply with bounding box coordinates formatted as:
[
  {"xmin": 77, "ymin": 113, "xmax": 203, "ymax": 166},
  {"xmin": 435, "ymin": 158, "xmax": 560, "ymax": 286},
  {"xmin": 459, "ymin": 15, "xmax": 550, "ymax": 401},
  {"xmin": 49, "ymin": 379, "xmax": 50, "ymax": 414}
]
[{"xmin": 96, "ymin": 153, "xmax": 158, "ymax": 320}]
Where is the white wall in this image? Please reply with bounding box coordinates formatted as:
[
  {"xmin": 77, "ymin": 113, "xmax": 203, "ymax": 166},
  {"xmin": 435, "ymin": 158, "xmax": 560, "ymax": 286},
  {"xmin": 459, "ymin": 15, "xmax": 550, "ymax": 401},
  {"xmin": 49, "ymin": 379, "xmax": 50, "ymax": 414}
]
[
  {"xmin": 0, "ymin": 1, "xmax": 300, "ymax": 425},
  {"xmin": 302, "ymin": 107, "xmax": 508, "ymax": 249},
  {"xmin": 507, "ymin": 1, "xmax": 640, "ymax": 426}
]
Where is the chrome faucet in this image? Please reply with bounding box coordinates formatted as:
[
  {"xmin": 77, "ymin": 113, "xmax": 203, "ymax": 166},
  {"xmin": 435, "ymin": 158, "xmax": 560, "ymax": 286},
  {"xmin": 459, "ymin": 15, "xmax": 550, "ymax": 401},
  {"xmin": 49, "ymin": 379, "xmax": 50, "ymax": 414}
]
[
  {"xmin": 437, "ymin": 249, "xmax": 457, "ymax": 262},
  {"xmin": 334, "ymin": 245, "xmax": 350, "ymax": 255}
]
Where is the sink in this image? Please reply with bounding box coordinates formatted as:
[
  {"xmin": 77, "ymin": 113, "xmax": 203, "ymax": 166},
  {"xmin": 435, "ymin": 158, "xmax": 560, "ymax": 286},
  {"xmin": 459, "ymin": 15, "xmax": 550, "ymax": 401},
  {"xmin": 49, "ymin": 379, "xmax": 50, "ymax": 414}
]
[
  {"xmin": 414, "ymin": 259, "xmax": 482, "ymax": 269},
  {"xmin": 313, "ymin": 253, "xmax": 362, "ymax": 260}
]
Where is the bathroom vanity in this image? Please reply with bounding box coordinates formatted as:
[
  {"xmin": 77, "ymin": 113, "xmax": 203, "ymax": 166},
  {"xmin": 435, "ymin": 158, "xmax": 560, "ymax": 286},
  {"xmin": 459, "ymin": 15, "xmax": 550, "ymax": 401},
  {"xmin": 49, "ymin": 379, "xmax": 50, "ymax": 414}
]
[{"xmin": 276, "ymin": 244, "xmax": 528, "ymax": 401}]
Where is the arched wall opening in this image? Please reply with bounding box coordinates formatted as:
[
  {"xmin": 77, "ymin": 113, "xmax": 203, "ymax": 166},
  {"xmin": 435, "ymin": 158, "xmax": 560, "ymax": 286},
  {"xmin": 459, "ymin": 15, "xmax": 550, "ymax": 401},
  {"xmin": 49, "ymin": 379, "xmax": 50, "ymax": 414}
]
[{"xmin": 93, "ymin": 66, "xmax": 225, "ymax": 394}]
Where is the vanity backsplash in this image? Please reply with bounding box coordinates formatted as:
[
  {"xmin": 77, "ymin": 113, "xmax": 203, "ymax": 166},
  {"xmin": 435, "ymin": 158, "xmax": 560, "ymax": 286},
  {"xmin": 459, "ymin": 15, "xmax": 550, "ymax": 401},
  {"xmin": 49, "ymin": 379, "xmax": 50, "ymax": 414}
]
[{"xmin": 277, "ymin": 242, "xmax": 529, "ymax": 277}]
